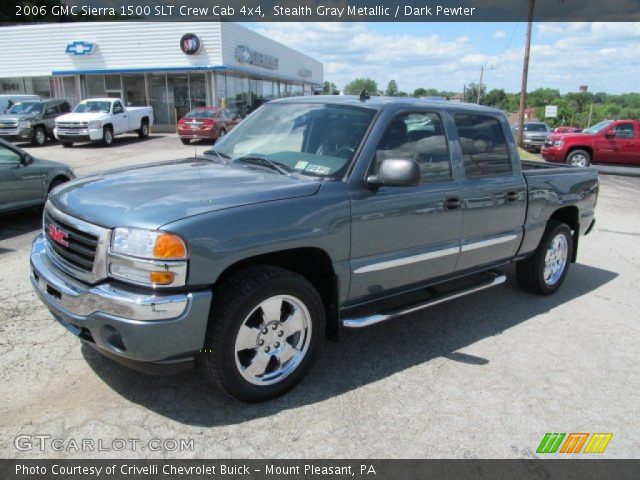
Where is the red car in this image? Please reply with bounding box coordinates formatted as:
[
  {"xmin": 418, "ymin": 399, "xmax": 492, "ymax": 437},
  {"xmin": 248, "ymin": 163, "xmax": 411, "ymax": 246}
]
[
  {"xmin": 553, "ymin": 126, "xmax": 582, "ymax": 134},
  {"xmin": 541, "ymin": 119, "xmax": 640, "ymax": 166},
  {"xmin": 177, "ymin": 107, "xmax": 239, "ymax": 145}
]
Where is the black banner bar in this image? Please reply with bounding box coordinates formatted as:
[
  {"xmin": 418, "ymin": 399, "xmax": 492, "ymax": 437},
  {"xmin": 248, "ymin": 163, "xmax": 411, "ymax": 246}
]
[
  {"xmin": 2, "ymin": 0, "xmax": 640, "ymax": 23},
  {"xmin": 1, "ymin": 460, "xmax": 640, "ymax": 480}
]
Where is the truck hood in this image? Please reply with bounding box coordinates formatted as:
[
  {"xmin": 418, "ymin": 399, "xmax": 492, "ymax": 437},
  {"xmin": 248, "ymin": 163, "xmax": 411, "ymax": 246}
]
[
  {"xmin": 0, "ymin": 113, "xmax": 38, "ymax": 122},
  {"xmin": 49, "ymin": 158, "xmax": 321, "ymax": 229},
  {"xmin": 55, "ymin": 112, "xmax": 109, "ymax": 123}
]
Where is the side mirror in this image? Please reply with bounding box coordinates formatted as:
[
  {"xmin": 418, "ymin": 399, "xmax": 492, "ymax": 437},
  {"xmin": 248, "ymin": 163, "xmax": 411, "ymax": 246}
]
[
  {"xmin": 367, "ymin": 158, "xmax": 421, "ymax": 188},
  {"xmin": 604, "ymin": 131, "xmax": 615, "ymax": 139},
  {"xmin": 21, "ymin": 154, "xmax": 34, "ymax": 165}
]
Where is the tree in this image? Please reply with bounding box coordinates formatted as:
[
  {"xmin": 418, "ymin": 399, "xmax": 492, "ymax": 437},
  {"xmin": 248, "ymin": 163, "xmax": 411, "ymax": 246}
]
[
  {"xmin": 321, "ymin": 81, "xmax": 339, "ymax": 95},
  {"xmin": 344, "ymin": 78, "xmax": 379, "ymax": 96},
  {"xmin": 385, "ymin": 80, "xmax": 399, "ymax": 97},
  {"xmin": 464, "ymin": 83, "xmax": 485, "ymax": 103},
  {"xmin": 483, "ymin": 89, "xmax": 508, "ymax": 109}
]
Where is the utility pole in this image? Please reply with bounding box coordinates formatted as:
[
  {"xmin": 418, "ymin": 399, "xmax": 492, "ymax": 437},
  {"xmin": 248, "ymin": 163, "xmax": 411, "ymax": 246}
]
[
  {"xmin": 477, "ymin": 66, "xmax": 484, "ymax": 104},
  {"xmin": 587, "ymin": 103, "xmax": 593, "ymax": 127},
  {"xmin": 516, "ymin": 0, "xmax": 535, "ymax": 148}
]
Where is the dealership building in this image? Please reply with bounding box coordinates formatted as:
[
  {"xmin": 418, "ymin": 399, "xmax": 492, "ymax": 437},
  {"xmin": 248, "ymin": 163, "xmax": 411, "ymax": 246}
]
[{"xmin": 0, "ymin": 22, "xmax": 323, "ymax": 130}]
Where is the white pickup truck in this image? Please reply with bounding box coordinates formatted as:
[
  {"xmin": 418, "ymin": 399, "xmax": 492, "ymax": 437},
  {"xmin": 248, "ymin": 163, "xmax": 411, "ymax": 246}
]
[{"xmin": 54, "ymin": 98, "xmax": 153, "ymax": 147}]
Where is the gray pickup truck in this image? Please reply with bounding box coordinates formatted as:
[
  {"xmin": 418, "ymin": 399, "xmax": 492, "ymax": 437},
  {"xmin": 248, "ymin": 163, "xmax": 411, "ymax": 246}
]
[
  {"xmin": 0, "ymin": 99, "xmax": 72, "ymax": 146},
  {"xmin": 31, "ymin": 96, "xmax": 598, "ymax": 402}
]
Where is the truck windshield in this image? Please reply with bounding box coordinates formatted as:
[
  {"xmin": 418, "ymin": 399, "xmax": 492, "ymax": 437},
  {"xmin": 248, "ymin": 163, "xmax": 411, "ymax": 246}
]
[
  {"xmin": 8, "ymin": 102, "xmax": 43, "ymax": 114},
  {"xmin": 524, "ymin": 124, "xmax": 548, "ymax": 132},
  {"xmin": 74, "ymin": 101, "xmax": 111, "ymax": 113},
  {"xmin": 583, "ymin": 120, "xmax": 614, "ymax": 135},
  {"xmin": 208, "ymin": 102, "xmax": 376, "ymax": 179}
]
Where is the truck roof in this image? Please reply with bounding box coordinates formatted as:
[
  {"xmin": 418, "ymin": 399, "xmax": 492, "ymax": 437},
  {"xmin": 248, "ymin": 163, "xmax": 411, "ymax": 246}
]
[{"xmin": 273, "ymin": 95, "xmax": 504, "ymax": 114}]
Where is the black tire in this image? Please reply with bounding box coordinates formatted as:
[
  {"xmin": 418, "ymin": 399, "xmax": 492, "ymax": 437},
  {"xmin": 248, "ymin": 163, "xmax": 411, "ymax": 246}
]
[
  {"xmin": 197, "ymin": 265, "xmax": 325, "ymax": 402},
  {"xmin": 137, "ymin": 120, "xmax": 149, "ymax": 139},
  {"xmin": 32, "ymin": 126, "xmax": 46, "ymax": 146},
  {"xmin": 180, "ymin": 138, "xmax": 191, "ymax": 145},
  {"xmin": 516, "ymin": 220, "xmax": 573, "ymax": 295},
  {"xmin": 566, "ymin": 149, "xmax": 591, "ymax": 167},
  {"xmin": 102, "ymin": 126, "xmax": 114, "ymax": 146},
  {"xmin": 61, "ymin": 142, "xmax": 73, "ymax": 148}
]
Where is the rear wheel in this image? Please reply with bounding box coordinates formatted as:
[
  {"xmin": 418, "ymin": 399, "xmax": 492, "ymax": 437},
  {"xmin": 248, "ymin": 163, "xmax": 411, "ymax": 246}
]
[
  {"xmin": 566, "ymin": 149, "xmax": 591, "ymax": 167},
  {"xmin": 102, "ymin": 126, "xmax": 114, "ymax": 146},
  {"xmin": 137, "ymin": 120, "xmax": 149, "ymax": 139},
  {"xmin": 32, "ymin": 126, "xmax": 46, "ymax": 146},
  {"xmin": 197, "ymin": 266, "xmax": 324, "ymax": 402},
  {"xmin": 180, "ymin": 138, "xmax": 190, "ymax": 145},
  {"xmin": 516, "ymin": 220, "xmax": 573, "ymax": 295}
]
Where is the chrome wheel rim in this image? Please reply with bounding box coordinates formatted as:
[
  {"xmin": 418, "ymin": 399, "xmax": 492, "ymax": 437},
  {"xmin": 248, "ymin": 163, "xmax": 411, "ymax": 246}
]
[
  {"xmin": 234, "ymin": 294, "xmax": 312, "ymax": 386},
  {"xmin": 142, "ymin": 124, "xmax": 148, "ymax": 135},
  {"xmin": 544, "ymin": 234, "xmax": 568, "ymax": 286},
  {"xmin": 570, "ymin": 153, "xmax": 587, "ymax": 167},
  {"xmin": 36, "ymin": 129, "xmax": 45, "ymax": 145},
  {"xmin": 105, "ymin": 130, "xmax": 113, "ymax": 144}
]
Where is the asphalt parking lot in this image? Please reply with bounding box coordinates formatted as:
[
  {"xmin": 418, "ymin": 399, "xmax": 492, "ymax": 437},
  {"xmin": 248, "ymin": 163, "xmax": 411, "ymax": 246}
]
[{"xmin": 1, "ymin": 134, "xmax": 639, "ymax": 458}]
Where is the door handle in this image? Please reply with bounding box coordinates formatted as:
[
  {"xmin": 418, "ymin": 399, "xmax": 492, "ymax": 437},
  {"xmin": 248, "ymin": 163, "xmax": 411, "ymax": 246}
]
[
  {"xmin": 504, "ymin": 191, "xmax": 519, "ymax": 202},
  {"xmin": 444, "ymin": 196, "xmax": 462, "ymax": 210}
]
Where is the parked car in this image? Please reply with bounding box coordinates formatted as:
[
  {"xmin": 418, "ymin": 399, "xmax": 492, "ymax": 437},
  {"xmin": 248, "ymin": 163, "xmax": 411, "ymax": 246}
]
[
  {"xmin": 0, "ymin": 94, "xmax": 39, "ymax": 113},
  {"xmin": 178, "ymin": 107, "xmax": 239, "ymax": 145},
  {"xmin": 542, "ymin": 119, "xmax": 640, "ymax": 166},
  {"xmin": 0, "ymin": 138, "xmax": 74, "ymax": 214},
  {"xmin": 553, "ymin": 126, "xmax": 582, "ymax": 134},
  {"xmin": 31, "ymin": 97, "xmax": 597, "ymax": 402},
  {"xmin": 54, "ymin": 98, "xmax": 153, "ymax": 147},
  {"xmin": 520, "ymin": 122, "xmax": 551, "ymax": 152},
  {"xmin": 0, "ymin": 99, "xmax": 72, "ymax": 146}
]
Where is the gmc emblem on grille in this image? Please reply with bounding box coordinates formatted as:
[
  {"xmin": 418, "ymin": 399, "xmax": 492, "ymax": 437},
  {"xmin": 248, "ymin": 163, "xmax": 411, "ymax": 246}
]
[{"xmin": 48, "ymin": 224, "xmax": 69, "ymax": 247}]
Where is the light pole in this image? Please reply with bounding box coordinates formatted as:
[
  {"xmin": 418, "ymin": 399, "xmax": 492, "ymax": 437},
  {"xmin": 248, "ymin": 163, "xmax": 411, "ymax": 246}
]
[{"xmin": 476, "ymin": 64, "xmax": 494, "ymax": 104}]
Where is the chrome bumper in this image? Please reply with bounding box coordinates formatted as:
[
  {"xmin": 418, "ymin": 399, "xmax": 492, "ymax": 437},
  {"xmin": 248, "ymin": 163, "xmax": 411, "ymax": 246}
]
[{"xmin": 30, "ymin": 233, "xmax": 212, "ymax": 364}]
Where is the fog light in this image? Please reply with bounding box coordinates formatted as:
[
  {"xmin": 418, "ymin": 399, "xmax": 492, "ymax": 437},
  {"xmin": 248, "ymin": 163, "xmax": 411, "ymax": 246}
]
[{"xmin": 149, "ymin": 271, "xmax": 175, "ymax": 285}]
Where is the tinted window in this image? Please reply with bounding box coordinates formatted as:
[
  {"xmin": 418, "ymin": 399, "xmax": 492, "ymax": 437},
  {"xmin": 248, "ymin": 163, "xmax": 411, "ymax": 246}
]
[
  {"xmin": 59, "ymin": 101, "xmax": 71, "ymax": 113},
  {"xmin": 455, "ymin": 114, "xmax": 512, "ymax": 178},
  {"xmin": 524, "ymin": 123, "xmax": 548, "ymax": 132},
  {"xmin": 113, "ymin": 101, "xmax": 124, "ymax": 114},
  {"xmin": 0, "ymin": 144, "xmax": 22, "ymax": 164},
  {"xmin": 185, "ymin": 109, "xmax": 216, "ymax": 118},
  {"xmin": 45, "ymin": 103, "xmax": 58, "ymax": 115},
  {"xmin": 373, "ymin": 112, "xmax": 451, "ymax": 183},
  {"xmin": 614, "ymin": 123, "xmax": 634, "ymax": 139}
]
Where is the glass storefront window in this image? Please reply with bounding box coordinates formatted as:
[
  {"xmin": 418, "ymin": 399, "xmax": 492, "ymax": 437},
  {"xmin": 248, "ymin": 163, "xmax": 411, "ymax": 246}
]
[
  {"xmin": 85, "ymin": 75, "xmax": 106, "ymax": 98},
  {"xmin": 189, "ymin": 73, "xmax": 207, "ymax": 109},
  {"xmin": 0, "ymin": 78, "xmax": 25, "ymax": 94},
  {"xmin": 148, "ymin": 74, "xmax": 169, "ymax": 125},
  {"xmin": 167, "ymin": 73, "xmax": 190, "ymax": 123},
  {"xmin": 122, "ymin": 75, "xmax": 146, "ymax": 106}
]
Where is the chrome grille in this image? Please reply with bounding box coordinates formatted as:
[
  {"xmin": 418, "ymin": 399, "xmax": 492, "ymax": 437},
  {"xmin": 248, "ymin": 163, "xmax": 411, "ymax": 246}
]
[
  {"xmin": 57, "ymin": 122, "xmax": 88, "ymax": 129},
  {"xmin": 43, "ymin": 203, "xmax": 110, "ymax": 284},
  {"xmin": 0, "ymin": 120, "xmax": 19, "ymax": 135}
]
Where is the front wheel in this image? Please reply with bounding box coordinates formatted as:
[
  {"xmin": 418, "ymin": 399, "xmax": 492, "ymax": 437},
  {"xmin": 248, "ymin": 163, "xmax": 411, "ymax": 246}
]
[
  {"xmin": 102, "ymin": 126, "xmax": 114, "ymax": 146},
  {"xmin": 137, "ymin": 121, "xmax": 149, "ymax": 139},
  {"xmin": 32, "ymin": 126, "xmax": 46, "ymax": 146},
  {"xmin": 566, "ymin": 149, "xmax": 591, "ymax": 167},
  {"xmin": 197, "ymin": 266, "xmax": 324, "ymax": 402},
  {"xmin": 180, "ymin": 138, "xmax": 190, "ymax": 145},
  {"xmin": 516, "ymin": 220, "xmax": 573, "ymax": 295}
]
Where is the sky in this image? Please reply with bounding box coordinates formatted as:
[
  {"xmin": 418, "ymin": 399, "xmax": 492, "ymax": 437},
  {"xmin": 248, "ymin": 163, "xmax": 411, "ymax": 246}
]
[{"xmin": 247, "ymin": 22, "xmax": 640, "ymax": 95}]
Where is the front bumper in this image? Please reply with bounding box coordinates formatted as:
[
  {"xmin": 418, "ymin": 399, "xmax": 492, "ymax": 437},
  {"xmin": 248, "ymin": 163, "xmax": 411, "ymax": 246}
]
[
  {"xmin": 522, "ymin": 138, "xmax": 546, "ymax": 150},
  {"xmin": 30, "ymin": 233, "xmax": 212, "ymax": 374},
  {"xmin": 54, "ymin": 127, "xmax": 103, "ymax": 143},
  {"xmin": 540, "ymin": 146, "xmax": 564, "ymax": 163},
  {"xmin": 0, "ymin": 127, "xmax": 32, "ymax": 141}
]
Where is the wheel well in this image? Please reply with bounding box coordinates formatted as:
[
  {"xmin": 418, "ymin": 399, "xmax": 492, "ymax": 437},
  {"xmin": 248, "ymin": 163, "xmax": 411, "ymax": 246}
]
[
  {"xmin": 216, "ymin": 248, "xmax": 340, "ymax": 341},
  {"xmin": 550, "ymin": 206, "xmax": 579, "ymax": 262},
  {"xmin": 566, "ymin": 145, "xmax": 592, "ymax": 160},
  {"xmin": 103, "ymin": 123, "xmax": 113, "ymax": 130},
  {"xmin": 48, "ymin": 175, "xmax": 70, "ymax": 192},
  {"xmin": 141, "ymin": 116, "xmax": 149, "ymax": 125}
]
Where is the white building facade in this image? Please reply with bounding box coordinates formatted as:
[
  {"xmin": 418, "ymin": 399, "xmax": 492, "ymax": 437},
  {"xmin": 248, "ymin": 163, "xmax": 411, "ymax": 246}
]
[{"xmin": 0, "ymin": 22, "xmax": 323, "ymax": 130}]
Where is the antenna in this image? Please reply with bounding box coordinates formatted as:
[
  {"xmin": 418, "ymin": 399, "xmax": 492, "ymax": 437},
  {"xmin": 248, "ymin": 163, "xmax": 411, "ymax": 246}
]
[{"xmin": 359, "ymin": 90, "xmax": 370, "ymax": 101}]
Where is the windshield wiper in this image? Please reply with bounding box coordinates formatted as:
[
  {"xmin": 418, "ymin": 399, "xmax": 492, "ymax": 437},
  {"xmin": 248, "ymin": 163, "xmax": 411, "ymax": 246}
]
[
  {"xmin": 203, "ymin": 148, "xmax": 231, "ymax": 163},
  {"xmin": 234, "ymin": 156, "xmax": 291, "ymax": 176}
]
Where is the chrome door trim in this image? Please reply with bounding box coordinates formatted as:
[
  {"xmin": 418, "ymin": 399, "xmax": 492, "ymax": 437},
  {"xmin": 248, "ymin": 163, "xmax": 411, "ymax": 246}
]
[
  {"xmin": 354, "ymin": 246, "xmax": 460, "ymax": 274},
  {"xmin": 460, "ymin": 234, "xmax": 518, "ymax": 253}
]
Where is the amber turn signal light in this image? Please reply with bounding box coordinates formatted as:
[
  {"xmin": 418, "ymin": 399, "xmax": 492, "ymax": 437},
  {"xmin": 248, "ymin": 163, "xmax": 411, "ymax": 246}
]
[{"xmin": 153, "ymin": 233, "xmax": 187, "ymax": 259}]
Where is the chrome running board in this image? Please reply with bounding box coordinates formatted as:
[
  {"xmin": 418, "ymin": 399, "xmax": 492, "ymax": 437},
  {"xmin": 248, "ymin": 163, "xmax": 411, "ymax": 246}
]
[{"xmin": 341, "ymin": 271, "xmax": 506, "ymax": 329}]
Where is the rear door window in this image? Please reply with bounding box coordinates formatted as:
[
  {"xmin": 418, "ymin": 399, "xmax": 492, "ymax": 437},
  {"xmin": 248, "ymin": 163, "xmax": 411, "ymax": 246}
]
[{"xmin": 454, "ymin": 114, "xmax": 512, "ymax": 178}]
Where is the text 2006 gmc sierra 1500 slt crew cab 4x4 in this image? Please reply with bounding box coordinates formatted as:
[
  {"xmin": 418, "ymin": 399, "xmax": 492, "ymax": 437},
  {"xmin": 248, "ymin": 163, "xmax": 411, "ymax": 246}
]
[{"xmin": 31, "ymin": 96, "xmax": 598, "ymax": 402}]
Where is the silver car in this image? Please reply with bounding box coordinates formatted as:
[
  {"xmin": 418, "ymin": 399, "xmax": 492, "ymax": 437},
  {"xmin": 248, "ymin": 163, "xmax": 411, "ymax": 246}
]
[{"xmin": 521, "ymin": 122, "xmax": 551, "ymax": 152}]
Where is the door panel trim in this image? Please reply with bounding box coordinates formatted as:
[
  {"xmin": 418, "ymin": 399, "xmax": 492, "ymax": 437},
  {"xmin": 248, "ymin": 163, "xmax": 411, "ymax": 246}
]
[
  {"xmin": 354, "ymin": 245, "xmax": 460, "ymax": 274},
  {"xmin": 460, "ymin": 234, "xmax": 518, "ymax": 252}
]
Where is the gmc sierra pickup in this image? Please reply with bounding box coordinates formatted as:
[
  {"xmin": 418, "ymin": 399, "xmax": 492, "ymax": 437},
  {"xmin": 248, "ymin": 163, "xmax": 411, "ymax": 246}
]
[{"xmin": 31, "ymin": 96, "xmax": 598, "ymax": 402}]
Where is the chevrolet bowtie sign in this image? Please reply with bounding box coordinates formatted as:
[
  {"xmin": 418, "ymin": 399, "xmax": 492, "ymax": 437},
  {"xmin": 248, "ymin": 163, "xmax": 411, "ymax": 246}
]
[
  {"xmin": 235, "ymin": 45, "xmax": 278, "ymax": 70},
  {"xmin": 66, "ymin": 41, "xmax": 94, "ymax": 56}
]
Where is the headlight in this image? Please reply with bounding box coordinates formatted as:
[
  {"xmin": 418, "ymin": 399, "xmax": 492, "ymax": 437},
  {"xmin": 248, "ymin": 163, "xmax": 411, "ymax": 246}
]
[
  {"xmin": 111, "ymin": 227, "xmax": 187, "ymax": 260},
  {"xmin": 19, "ymin": 120, "xmax": 32, "ymax": 128},
  {"xmin": 88, "ymin": 120, "xmax": 102, "ymax": 129},
  {"xmin": 554, "ymin": 139, "xmax": 564, "ymax": 147},
  {"xmin": 109, "ymin": 228, "xmax": 188, "ymax": 287}
]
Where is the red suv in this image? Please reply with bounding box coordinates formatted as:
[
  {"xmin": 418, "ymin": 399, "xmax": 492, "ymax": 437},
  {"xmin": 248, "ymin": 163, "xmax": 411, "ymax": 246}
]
[
  {"xmin": 541, "ymin": 120, "xmax": 640, "ymax": 166},
  {"xmin": 178, "ymin": 107, "xmax": 239, "ymax": 145}
]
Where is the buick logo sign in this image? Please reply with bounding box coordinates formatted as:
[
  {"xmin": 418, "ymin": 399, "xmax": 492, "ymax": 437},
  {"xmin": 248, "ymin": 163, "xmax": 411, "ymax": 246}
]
[{"xmin": 180, "ymin": 33, "xmax": 200, "ymax": 55}]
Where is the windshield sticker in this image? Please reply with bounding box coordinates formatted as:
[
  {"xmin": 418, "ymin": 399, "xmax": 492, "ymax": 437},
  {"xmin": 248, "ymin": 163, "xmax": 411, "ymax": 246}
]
[
  {"xmin": 294, "ymin": 160, "xmax": 309, "ymax": 170},
  {"xmin": 305, "ymin": 164, "xmax": 331, "ymax": 175}
]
